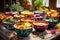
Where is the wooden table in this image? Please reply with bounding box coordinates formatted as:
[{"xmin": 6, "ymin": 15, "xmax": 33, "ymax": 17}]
[
  {"xmin": 0, "ymin": 25, "xmax": 60, "ymax": 40},
  {"xmin": 18, "ymin": 29, "xmax": 60, "ymax": 40}
]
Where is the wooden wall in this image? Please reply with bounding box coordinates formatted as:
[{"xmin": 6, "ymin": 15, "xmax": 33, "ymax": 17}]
[
  {"xmin": 0, "ymin": 0, "xmax": 4, "ymax": 12},
  {"xmin": 0, "ymin": 0, "xmax": 17, "ymax": 12},
  {"xmin": 49, "ymin": 0, "xmax": 60, "ymax": 13}
]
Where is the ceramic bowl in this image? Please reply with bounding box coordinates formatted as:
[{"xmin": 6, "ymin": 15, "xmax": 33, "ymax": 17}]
[
  {"xmin": 20, "ymin": 18, "xmax": 33, "ymax": 22},
  {"xmin": 3, "ymin": 23, "xmax": 14, "ymax": 30},
  {"xmin": 32, "ymin": 11, "xmax": 46, "ymax": 20},
  {"xmin": 48, "ymin": 22, "xmax": 58, "ymax": 29},
  {"xmin": 43, "ymin": 18, "xmax": 58, "ymax": 29},
  {"xmin": 33, "ymin": 21, "xmax": 48, "ymax": 32},
  {"xmin": 14, "ymin": 24, "xmax": 33, "ymax": 37}
]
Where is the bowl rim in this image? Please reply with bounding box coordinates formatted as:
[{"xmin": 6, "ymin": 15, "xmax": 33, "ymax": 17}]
[
  {"xmin": 3, "ymin": 19, "xmax": 20, "ymax": 24},
  {"xmin": 14, "ymin": 24, "xmax": 33, "ymax": 30},
  {"xmin": 33, "ymin": 21, "xmax": 49, "ymax": 26}
]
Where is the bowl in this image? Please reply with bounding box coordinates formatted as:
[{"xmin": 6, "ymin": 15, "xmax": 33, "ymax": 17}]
[
  {"xmin": 5, "ymin": 12, "xmax": 19, "ymax": 15},
  {"xmin": 14, "ymin": 24, "xmax": 33, "ymax": 37},
  {"xmin": 20, "ymin": 18, "xmax": 33, "ymax": 22},
  {"xmin": 43, "ymin": 18, "xmax": 58, "ymax": 29},
  {"xmin": 21, "ymin": 11, "xmax": 34, "ymax": 16},
  {"xmin": 32, "ymin": 11, "xmax": 46, "ymax": 20},
  {"xmin": 33, "ymin": 14, "xmax": 45, "ymax": 21},
  {"xmin": 3, "ymin": 23, "xmax": 14, "ymax": 30},
  {"xmin": 48, "ymin": 22, "xmax": 58, "ymax": 29},
  {"xmin": 33, "ymin": 21, "xmax": 48, "ymax": 32},
  {"xmin": 2, "ymin": 19, "xmax": 19, "ymax": 30}
]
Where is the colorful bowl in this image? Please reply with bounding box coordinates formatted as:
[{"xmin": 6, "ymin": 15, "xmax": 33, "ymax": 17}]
[
  {"xmin": 32, "ymin": 14, "xmax": 45, "ymax": 21},
  {"xmin": 2, "ymin": 19, "xmax": 19, "ymax": 30},
  {"xmin": 33, "ymin": 21, "xmax": 48, "ymax": 32},
  {"xmin": 14, "ymin": 28, "xmax": 32, "ymax": 37},
  {"xmin": 43, "ymin": 18, "xmax": 58, "ymax": 29},
  {"xmin": 20, "ymin": 18, "xmax": 33, "ymax": 22},
  {"xmin": 21, "ymin": 11, "xmax": 34, "ymax": 16},
  {"xmin": 32, "ymin": 11, "xmax": 46, "ymax": 21},
  {"xmin": 14, "ymin": 24, "xmax": 33, "ymax": 37}
]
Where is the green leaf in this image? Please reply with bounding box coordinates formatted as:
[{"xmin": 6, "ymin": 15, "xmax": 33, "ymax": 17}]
[
  {"xmin": 34, "ymin": 0, "xmax": 45, "ymax": 7},
  {"xmin": 10, "ymin": 2, "xmax": 24, "ymax": 11}
]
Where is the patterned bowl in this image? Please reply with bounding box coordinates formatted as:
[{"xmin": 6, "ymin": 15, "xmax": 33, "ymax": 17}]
[{"xmin": 14, "ymin": 24, "xmax": 33, "ymax": 37}]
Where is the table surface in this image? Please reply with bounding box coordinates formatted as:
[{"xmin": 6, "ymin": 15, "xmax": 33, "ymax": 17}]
[
  {"xmin": 0, "ymin": 25, "xmax": 60, "ymax": 40},
  {"xmin": 18, "ymin": 29, "xmax": 60, "ymax": 40}
]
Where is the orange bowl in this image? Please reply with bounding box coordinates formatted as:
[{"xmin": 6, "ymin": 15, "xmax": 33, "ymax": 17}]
[{"xmin": 21, "ymin": 18, "xmax": 33, "ymax": 22}]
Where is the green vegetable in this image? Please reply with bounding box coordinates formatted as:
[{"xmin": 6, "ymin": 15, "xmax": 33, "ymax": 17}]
[
  {"xmin": 10, "ymin": 2, "xmax": 24, "ymax": 11},
  {"xmin": 34, "ymin": 0, "xmax": 44, "ymax": 7},
  {"xmin": 5, "ymin": 18, "xmax": 19, "ymax": 24},
  {"xmin": 49, "ymin": 18, "xmax": 58, "ymax": 22}
]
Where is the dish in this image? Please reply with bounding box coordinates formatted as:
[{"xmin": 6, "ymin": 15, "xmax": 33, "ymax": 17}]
[{"xmin": 33, "ymin": 21, "xmax": 48, "ymax": 32}]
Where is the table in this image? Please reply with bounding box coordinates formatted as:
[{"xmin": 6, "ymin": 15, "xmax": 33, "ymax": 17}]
[
  {"xmin": 18, "ymin": 29, "xmax": 60, "ymax": 40},
  {"xmin": 0, "ymin": 25, "xmax": 60, "ymax": 40}
]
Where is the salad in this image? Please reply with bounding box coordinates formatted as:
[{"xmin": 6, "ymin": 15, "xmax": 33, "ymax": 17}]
[{"xmin": 3, "ymin": 18, "xmax": 20, "ymax": 24}]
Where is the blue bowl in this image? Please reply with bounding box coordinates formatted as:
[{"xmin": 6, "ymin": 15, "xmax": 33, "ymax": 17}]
[
  {"xmin": 3, "ymin": 23, "xmax": 14, "ymax": 30},
  {"xmin": 43, "ymin": 18, "xmax": 58, "ymax": 29},
  {"xmin": 14, "ymin": 28, "xmax": 32, "ymax": 37},
  {"xmin": 48, "ymin": 22, "xmax": 58, "ymax": 29}
]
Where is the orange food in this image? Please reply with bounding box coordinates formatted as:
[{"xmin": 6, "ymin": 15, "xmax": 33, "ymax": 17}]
[
  {"xmin": 47, "ymin": 9, "xmax": 59, "ymax": 17},
  {"xmin": 0, "ymin": 14, "xmax": 7, "ymax": 20},
  {"xmin": 33, "ymin": 21, "xmax": 48, "ymax": 26},
  {"xmin": 8, "ymin": 16, "xmax": 13, "ymax": 18},
  {"xmin": 19, "ymin": 25, "xmax": 24, "ymax": 29},
  {"xmin": 21, "ymin": 18, "xmax": 33, "ymax": 22},
  {"xmin": 15, "ymin": 24, "xmax": 24, "ymax": 29},
  {"xmin": 6, "ymin": 16, "xmax": 13, "ymax": 19}
]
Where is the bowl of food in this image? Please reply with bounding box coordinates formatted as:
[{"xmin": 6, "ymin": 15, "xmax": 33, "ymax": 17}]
[
  {"xmin": 43, "ymin": 18, "xmax": 58, "ymax": 29},
  {"xmin": 3, "ymin": 18, "xmax": 20, "ymax": 30},
  {"xmin": 21, "ymin": 11, "xmax": 34, "ymax": 17},
  {"xmin": 20, "ymin": 18, "xmax": 33, "ymax": 22},
  {"xmin": 46, "ymin": 9, "xmax": 59, "ymax": 17},
  {"xmin": 14, "ymin": 22, "xmax": 33, "ymax": 37},
  {"xmin": 5, "ymin": 12, "xmax": 19, "ymax": 15},
  {"xmin": 0, "ymin": 14, "xmax": 7, "ymax": 20},
  {"xmin": 32, "ymin": 11, "xmax": 46, "ymax": 20},
  {"xmin": 33, "ymin": 21, "xmax": 48, "ymax": 32},
  {"xmin": 34, "ymin": 11, "xmax": 45, "ymax": 15},
  {"xmin": 32, "ymin": 14, "xmax": 45, "ymax": 21}
]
